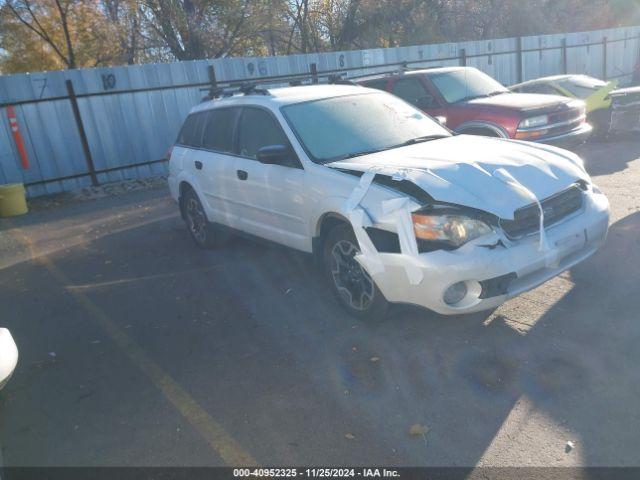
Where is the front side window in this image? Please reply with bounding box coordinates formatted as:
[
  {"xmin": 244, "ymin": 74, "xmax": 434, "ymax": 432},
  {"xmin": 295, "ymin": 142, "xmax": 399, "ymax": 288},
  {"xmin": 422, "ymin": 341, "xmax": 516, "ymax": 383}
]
[
  {"xmin": 392, "ymin": 77, "xmax": 436, "ymax": 109},
  {"xmin": 202, "ymin": 108, "xmax": 238, "ymax": 153},
  {"xmin": 428, "ymin": 68, "xmax": 509, "ymax": 104},
  {"xmin": 237, "ymin": 108, "xmax": 290, "ymax": 159},
  {"xmin": 281, "ymin": 92, "xmax": 450, "ymax": 163}
]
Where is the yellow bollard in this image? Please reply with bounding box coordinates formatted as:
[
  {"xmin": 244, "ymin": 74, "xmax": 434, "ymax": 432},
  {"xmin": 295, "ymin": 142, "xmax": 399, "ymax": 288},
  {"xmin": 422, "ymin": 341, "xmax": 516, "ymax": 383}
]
[{"xmin": 0, "ymin": 183, "xmax": 28, "ymax": 217}]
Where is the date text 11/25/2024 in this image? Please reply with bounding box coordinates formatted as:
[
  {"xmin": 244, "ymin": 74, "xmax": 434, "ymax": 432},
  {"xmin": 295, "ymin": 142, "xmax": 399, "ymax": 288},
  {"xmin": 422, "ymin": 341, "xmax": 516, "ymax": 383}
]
[{"xmin": 233, "ymin": 468, "xmax": 400, "ymax": 478}]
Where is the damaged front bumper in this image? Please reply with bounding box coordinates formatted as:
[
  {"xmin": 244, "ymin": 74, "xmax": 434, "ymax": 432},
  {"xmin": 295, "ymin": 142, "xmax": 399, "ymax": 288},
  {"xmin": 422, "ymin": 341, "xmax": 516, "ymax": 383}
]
[
  {"xmin": 610, "ymin": 92, "xmax": 640, "ymax": 133},
  {"xmin": 369, "ymin": 189, "xmax": 609, "ymax": 315},
  {"xmin": 535, "ymin": 122, "xmax": 593, "ymax": 148}
]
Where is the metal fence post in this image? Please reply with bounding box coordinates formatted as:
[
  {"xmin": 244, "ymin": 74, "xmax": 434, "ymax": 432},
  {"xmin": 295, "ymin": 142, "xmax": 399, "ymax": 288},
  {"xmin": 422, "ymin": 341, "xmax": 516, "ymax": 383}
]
[
  {"xmin": 310, "ymin": 63, "xmax": 318, "ymax": 84},
  {"xmin": 602, "ymin": 36, "xmax": 608, "ymax": 80},
  {"xmin": 562, "ymin": 38, "xmax": 568, "ymax": 74},
  {"xmin": 208, "ymin": 65, "xmax": 218, "ymax": 90},
  {"xmin": 65, "ymin": 79, "xmax": 98, "ymax": 187},
  {"xmin": 459, "ymin": 49, "xmax": 467, "ymax": 67},
  {"xmin": 516, "ymin": 37, "xmax": 523, "ymax": 83}
]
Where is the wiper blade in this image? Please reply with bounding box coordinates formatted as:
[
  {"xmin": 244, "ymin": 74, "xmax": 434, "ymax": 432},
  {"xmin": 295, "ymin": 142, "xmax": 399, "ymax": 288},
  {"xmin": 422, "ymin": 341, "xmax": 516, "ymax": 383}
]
[
  {"xmin": 396, "ymin": 134, "xmax": 449, "ymax": 147},
  {"xmin": 488, "ymin": 90, "xmax": 509, "ymax": 96},
  {"xmin": 324, "ymin": 148, "xmax": 387, "ymax": 162},
  {"xmin": 344, "ymin": 148, "xmax": 387, "ymax": 159},
  {"xmin": 326, "ymin": 135, "xmax": 450, "ymax": 162}
]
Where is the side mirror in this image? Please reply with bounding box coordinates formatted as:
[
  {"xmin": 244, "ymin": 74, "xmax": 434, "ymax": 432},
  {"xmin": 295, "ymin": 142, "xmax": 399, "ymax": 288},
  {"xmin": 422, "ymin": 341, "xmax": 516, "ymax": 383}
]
[
  {"xmin": 257, "ymin": 144, "xmax": 290, "ymax": 165},
  {"xmin": 434, "ymin": 116, "xmax": 447, "ymax": 126}
]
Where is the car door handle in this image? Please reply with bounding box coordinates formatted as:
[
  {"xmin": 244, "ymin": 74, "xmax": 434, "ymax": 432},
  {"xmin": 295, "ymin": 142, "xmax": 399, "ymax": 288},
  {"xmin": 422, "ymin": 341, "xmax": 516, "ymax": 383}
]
[
  {"xmin": 237, "ymin": 170, "xmax": 248, "ymax": 180},
  {"xmin": 195, "ymin": 161, "xmax": 203, "ymax": 170}
]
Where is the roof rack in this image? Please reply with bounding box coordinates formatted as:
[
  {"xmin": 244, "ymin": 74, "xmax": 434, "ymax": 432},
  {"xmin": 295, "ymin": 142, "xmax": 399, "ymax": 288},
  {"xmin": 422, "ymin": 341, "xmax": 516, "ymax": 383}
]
[
  {"xmin": 349, "ymin": 63, "xmax": 444, "ymax": 82},
  {"xmin": 200, "ymin": 65, "xmax": 359, "ymax": 102},
  {"xmin": 197, "ymin": 59, "xmax": 454, "ymax": 102},
  {"xmin": 204, "ymin": 82, "xmax": 271, "ymax": 100},
  {"xmin": 327, "ymin": 73, "xmax": 356, "ymax": 85},
  {"xmin": 287, "ymin": 74, "xmax": 355, "ymax": 86}
]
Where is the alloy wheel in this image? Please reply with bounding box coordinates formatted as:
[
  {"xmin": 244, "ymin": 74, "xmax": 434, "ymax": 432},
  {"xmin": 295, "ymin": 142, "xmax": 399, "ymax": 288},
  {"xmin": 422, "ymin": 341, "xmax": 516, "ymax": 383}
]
[
  {"xmin": 186, "ymin": 197, "xmax": 207, "ymax": 244},
  {"xmin": 330, "ymin": 240, "xmax": 375, "ymax": 311}
]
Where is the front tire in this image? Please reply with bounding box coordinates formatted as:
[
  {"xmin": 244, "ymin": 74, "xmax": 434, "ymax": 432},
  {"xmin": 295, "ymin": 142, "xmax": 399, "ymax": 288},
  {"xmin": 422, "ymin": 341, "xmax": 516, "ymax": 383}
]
[
  {"xmin": 587, "ymin": 108, "xmax": 612, "ymax": 140},
  {"xmin": 323, "ymin": 224, "xmax": 389, "ymax": 321},
  {"xmin": 181, "ymin": 188, "xmax": 219, "ymax": 249}
]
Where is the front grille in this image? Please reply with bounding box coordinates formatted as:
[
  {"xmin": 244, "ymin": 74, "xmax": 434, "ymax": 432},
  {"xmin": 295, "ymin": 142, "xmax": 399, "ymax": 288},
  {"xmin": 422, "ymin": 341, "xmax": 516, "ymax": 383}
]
[
  {"xmin": 500, "ymin": 184, "xmax": 584, "ymax": 239},
  {"xmin": 544, "ymin": 107, "xmax": 584, "ymax": 136},
  {"xmin": 548, "ymin": 107, "xmax": 580, "ymax": 125},
  {"xmin": 610, "ymin": 109, "xmax": 640, "ymax": 132},
  {"xmin": 543, "ymin": 118, "xmax": 584, "ymax": 137}
]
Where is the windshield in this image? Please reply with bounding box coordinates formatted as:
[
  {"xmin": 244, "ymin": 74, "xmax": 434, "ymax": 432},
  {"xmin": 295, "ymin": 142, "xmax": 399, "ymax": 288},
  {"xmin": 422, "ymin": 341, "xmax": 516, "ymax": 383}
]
[
  {"xmin": 559, "ymin": 76, "xmax": 608, "ymax": 99},
  {"xmin": 281, "ymin": 92, "xmax": 450, "ymax": 163},
  {"xmin": 428, "ymin": 68, "xmax": 509, "ymax": 103}
]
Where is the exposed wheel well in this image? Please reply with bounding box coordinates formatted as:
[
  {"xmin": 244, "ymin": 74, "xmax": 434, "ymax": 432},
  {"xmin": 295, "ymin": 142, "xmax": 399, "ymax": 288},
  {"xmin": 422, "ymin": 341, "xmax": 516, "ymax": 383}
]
[
  {"xmin": 318, "ymin": 213, "xmax": 350, "ymax": 238},
  {"xmin": 312, "ymin": 213, "xmax": 351, "ymax": 263},
  {"xmin": 178, "ymin": 181, "xmax": 195, "ymax": 218},
  {"xmin": 457, "ymin": 125, "xmax": 506, "ymax": 138},
  {"xmin": 179, "ymin": 181, "xmax": 194, "ymax": 197}
]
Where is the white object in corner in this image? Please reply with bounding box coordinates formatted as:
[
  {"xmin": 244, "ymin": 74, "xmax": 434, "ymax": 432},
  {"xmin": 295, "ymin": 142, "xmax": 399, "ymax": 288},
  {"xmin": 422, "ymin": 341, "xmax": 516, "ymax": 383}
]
[{"xmin": 0, "ymin": 328, "xmax": 18, "ymax": 390}]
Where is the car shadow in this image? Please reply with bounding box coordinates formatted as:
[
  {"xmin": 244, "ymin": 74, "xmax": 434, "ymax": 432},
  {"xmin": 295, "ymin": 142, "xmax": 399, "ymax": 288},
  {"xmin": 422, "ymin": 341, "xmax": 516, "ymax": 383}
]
[
  {"xmin": 575, "ymin": 137, "xmax": 640, "ymax": 177},
  {"xmin": 0, "ymin": 186, "xmax": 170, "ymax": 233},
  {"xmin": 532, "ymin": 211, "xmax": 640, "ymax": 466},
  {"xmin": 1, "ymin": 194, "xmax": 638, "ymax": 467},
  {"xmin": 339, "ymin": 211, "xmax": 640, "ymax": 466}
]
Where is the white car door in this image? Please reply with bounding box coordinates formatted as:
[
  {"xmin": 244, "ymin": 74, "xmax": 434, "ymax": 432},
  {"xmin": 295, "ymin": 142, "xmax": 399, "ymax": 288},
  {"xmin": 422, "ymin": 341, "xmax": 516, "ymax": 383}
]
[
  {"xmin": 192, "ymin": 107, "xmax": 243, "ymax": 228},
  {"xmin": 230, "ymin": 106, "xmax": 308, "ymax": 251}
]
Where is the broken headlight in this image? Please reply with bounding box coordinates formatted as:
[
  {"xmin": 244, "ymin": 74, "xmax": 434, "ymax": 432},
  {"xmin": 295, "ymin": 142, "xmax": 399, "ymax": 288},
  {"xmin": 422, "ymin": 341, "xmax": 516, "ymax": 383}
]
[{"xmin": 412, "ymin": 213, "xmax": 493, "ymax": 247}]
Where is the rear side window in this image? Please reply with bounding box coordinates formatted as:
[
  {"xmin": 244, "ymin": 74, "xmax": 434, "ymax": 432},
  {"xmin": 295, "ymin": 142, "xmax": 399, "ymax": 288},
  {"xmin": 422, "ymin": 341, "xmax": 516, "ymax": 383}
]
[
  {"xmin": 177, "ymin": 112, "xmax": 206, "ymax": 147},
  {"xmin": 202, "ymin": 108, "xmax": 238, "ymax": 153},
  {"xmin": 558, "ymin": 77, "xmax": 606, "ymax": 99},
  {"xmin": 362, "ymin": 79, "xmax": 388, "ymax": 91},
  {"xmin": 237, "ymin": 108, "xmax": 289, "ymax": 159}
]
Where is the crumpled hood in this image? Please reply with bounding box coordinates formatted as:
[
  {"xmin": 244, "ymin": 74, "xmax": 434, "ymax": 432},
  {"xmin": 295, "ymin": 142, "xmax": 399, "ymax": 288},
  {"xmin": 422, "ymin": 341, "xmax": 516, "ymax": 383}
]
[{"xmin": 329, "ymin": 135, "xmax": 589, "ymax": 220}]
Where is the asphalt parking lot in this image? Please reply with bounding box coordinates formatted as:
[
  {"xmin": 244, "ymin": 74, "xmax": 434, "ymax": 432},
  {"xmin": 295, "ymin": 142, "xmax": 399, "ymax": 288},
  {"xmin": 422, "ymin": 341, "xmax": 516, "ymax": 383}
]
[{"xmin": 1, "ymin": 137, "xmax": 639, "ymax": 468}]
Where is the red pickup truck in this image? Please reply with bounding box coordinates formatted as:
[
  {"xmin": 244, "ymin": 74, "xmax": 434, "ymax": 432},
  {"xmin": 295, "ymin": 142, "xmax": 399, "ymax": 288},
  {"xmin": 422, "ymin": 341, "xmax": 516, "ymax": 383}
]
[{"xmin": 358, "ymin": 66, "xmax": 592, "ymax": 146}]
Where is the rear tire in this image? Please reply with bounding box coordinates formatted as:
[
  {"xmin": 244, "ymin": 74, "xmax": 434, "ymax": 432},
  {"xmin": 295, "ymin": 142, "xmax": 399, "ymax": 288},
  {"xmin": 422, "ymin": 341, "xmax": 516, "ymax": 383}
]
[
  {"xmin": 323, "ymin": 224, "xmax": 389, "ymax": 322},
  {"xmin": 181, "ymin": 188, "xmax": 220, "ymax": 249}
]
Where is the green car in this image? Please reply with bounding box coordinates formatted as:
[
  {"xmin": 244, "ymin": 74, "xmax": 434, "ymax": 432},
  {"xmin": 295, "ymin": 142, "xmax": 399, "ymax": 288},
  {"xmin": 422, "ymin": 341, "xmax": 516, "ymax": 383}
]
[{"xmin": 510, "ymin": 75, "xmax": 618, "ymax": 135}]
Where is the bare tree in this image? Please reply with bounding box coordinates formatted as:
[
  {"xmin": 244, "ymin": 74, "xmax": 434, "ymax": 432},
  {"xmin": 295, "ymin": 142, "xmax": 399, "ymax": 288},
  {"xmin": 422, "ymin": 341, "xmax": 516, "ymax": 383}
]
[
  {"xmin": 4, "ymin": 0, "xmax": 77, "ymax": 67},
  {"xmin": 139, "ymin": 0, "xmax": 260, "ymax": 60},
  {"xmin": 3, "ymin": 0, "xmax": 640, "ymax": 74},
  {"xmin": 102, "ymin": 0, "xmax": 143, "ymax": 64}
]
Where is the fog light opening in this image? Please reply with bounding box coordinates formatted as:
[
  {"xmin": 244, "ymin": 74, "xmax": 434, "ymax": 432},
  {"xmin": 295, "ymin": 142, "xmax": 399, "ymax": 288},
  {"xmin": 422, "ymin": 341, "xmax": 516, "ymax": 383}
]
[{"xmin": 443, "ymin": 281, "xmax": 468, "ymax": 306}]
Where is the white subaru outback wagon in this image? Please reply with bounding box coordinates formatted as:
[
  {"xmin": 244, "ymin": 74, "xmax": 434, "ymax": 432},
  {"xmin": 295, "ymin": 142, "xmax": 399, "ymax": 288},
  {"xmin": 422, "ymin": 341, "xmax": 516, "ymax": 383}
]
[{"xmin": 168, "ymin": 84, "xmax": 609, "ymax": 320}]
